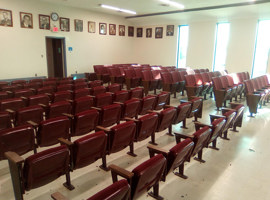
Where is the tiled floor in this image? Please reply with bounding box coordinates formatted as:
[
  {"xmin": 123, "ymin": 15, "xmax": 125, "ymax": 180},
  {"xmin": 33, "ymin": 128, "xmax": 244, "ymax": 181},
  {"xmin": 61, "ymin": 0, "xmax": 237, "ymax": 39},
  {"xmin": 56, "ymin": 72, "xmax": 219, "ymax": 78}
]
[{"xmin": 1, "ymin": 91, "xmax": 270, "ymax": 200}]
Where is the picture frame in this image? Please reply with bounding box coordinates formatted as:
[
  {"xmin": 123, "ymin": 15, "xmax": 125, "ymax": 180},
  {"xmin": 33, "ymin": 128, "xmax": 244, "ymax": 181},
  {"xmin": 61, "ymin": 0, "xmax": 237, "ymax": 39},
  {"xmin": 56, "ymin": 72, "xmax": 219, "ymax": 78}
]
[
  {"xmin": 137, "ymin": 28, "xmax": 143, "ymax": 37},
  {"xmin": 128, "ymin": 26, "xmax": 134, "ymax": 37},
  {"xmin": 0, "ymin": 9, "xmax": 13, "ymax": 27},
  {"xmin": 155, "ymin": 27, "xmax": 163, "ymax": 39},
  {"xmin": 146, "ymin": 28, "xmax": 152, "ymax": 38},
  {"xmin": 119, "ymin": 25, "xmax": 125, "ymax": 36},
  {"xmin": 74, "ymin": 19, "xmax": 83, "ymax": 32},
  {"xmin": 109, "ymin": 24, "xmax": 116, "ymax": 35},
  {"xmin": 99, "ymin": 22, "xmax": 107, "ymax": 35},
  {"xmin": 39, "ymin": 14, "xmax": 50, "ymax": 30},
  {"xmin": 20, "ymin": 12, "xmax": 33, "ymax": 29},
  {"xmin": 60, "ymin": 17, "xmax": 70, "ymax": 32},
  {"xmin": 166, "ymin": 25, "xmax": 174, "ymax": 36},
  {"xmin": 88, "ymin": 21, "xmax": 95, "ymax": 33}
]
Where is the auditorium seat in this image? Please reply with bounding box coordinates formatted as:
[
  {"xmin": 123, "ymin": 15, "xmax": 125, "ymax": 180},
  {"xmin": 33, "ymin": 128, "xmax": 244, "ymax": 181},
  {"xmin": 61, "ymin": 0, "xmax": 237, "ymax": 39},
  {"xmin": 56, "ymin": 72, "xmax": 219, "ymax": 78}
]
[
  {"xmin": 184, "ymin": 74, "xmax": 203, "ymax": 100},
  {"xmin": 212, "ymin": 77, "xmax": 232, "ymax": 110},
  {"xmin": 129, "ymin": 87, "xmax": 144, "ymax": 99},
  {"xmin": 37, "ymin": 86, "xmax": 54, "ymax": 100},
  {"xmin": 181, "ymin": 97, "xmax": 203, "ymax": 122},
  {"xmin": 88, "ymin": 80, "xmax": 103, "ymax": 88},
  {"xmin": 114, "ymin": 90, "xmax": 130, "ymax": 103},
  {"xmin": 0, "ymin": 124, "xmax": 36, "ymax": 160},
  {"xmin": 109, "ymin": 154, "xmax": 166, "ymax": 200},
  {"xmin": 171, "ymin": 102, "xmax": 192, "ymax": 129},
  {"xmin": 94, "ymin": 93, "xmax": 113, "ymax": 107},
  {"xmin": 52, "ymin": 91, "xmax": 73, "ymax": 103},
  {"xmin": 58, "ymin": 79, "xmax": 73, "ymax": 85},
  {"xmin": 116, "ymin": 98, "xmax": 141, "ymax": 119},
  {"xmin": 56, "ymin": 84, "xmax": 73, "ymax": 92},
  {"xmin": 175, "ymin": 126, "xmax": 212, "ymax": 163},
  {"xmin": 222, "ymin": 103, "xmax": 245, "ymax": 132},
  {"xmin": 73, "ymin": 82, "xmax": 88, "ymax": 90},
  {"xmin": 23, "ymin": 82, "xmax": 42, "ymax": 90},
  {"xmin": 94, "ymin": 104, "xmax": 121, "ymax": 127},
  {"xmin": 91, "ymin": 85, "xmax": 107, "ymax": 96},
  {"xmin": 138, "ymin": 95, "xmax": 156, "ymax": 115},
  {"xmin": 107, "ymin": 83, "xmax": 121, "ymax": 93},
  {"xmin": 147, "ymin": 138, "xmax": 194, "ymax": 179},
  {"xmin": 142, "ymin": 70, "xmax": 159, "ymax": 95},
  {"xmin": 44, "ymin": 101, "xmax": 72, "ymax": 119},
  {"xmin": 5, "ymin": 145, "xmax": 74, "ymax": 200},
  {"xmin": 15, "ymin": 105, "xmax": 44, "ymax": 126},
  {"xmin": 73, "ymin": 88, "xmax": 91, "ymax": 99},
  {"xmin": 124, "ymin": 69, "xmax": 141, "ymax": 90},
  {"xmin": 13, "ymin": 89, "xmax": 35, "ymax": 99},
  {"xmin": 0, "ymin": 111, "xmax": 12, "ymax": 131},
  {"xmin": 108, "ymin": 67, "xmax": 125, "ymax": 86},
  {"xmin": 161, "ymin": 72, "xmax": 177, "ymax": 98},
  {"xmin": 0, "ymin": 91, "xmax": 9, "ymax": 101},
  {"xmin": 93, "ymin": 65, "xmax": 110, "ymax": 84},
  {"xmin": 171, "ymin": 71, "xmax": 185, "ymax": 96},
  {"xmin": 152, "ymin": 91, "xmax": 170, "ymax": 110},
  {"xmin": 0, "ymin": 98, "xmax": 25, "ymax": 116},
  {"xmin": 71, "ymin": 96, "xmax": 94, "ymax": 114},
  {"xmin": 28, "ymin": 94, "xmax": 50, "ymax": 107}
]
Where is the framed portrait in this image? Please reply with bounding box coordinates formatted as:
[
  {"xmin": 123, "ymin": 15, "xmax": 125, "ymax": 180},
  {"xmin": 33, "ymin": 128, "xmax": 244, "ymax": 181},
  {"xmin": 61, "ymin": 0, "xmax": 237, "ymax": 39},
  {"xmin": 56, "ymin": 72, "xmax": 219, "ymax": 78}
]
[
  {"xmin": 88, "ymin": 21, "xmax": 95, "ymax": 33},
  {"xmin": 60, "ymin": 17, "xmax": 70, "ymax": 32},
  {"xmin": 74, "ymin": 19, "xmax": 83, "ymax": 32},
  {"xmin": 20, "ymin": 12, "xmax": 33, "ymax": 29},
  {"xmin": 166, "ymin": 25, "xmax": 174, "ymax": 36},
  {"xmin": 155, "ymin": 27, "xmax": 163, "ymax": 39},
  {"xmin": 128, "ymin": 26, "xmax": 134, "ymax": 37},
  {"xmin": 119, "ymin": 25, "xmax": 125, "ymax": 36},
  {"xmin": 137, "ymin": 28, "xmax": 143, "ymax": 38},
  {"xmin": 146, "ymin": 28, "xmax": 152, "ymax": 38},
  {"xmin": 109, "ymin": 24, "xmax": 116, "ymax": 35},
  {"xmin": 39, "ymin": 14, "xmax": 50, "ymax": 30},
  {"xmin": 99, "ymin": 22, "xmax": 107, "ymax": 35},
  {"xmin": 0, "ymin": 9, "xmax": 13, "ymax": 27}
]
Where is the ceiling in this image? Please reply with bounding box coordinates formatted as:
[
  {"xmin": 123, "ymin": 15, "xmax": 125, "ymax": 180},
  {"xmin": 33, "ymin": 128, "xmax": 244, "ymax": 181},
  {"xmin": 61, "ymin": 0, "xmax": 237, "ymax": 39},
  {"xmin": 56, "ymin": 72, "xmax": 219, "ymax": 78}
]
[{"xmin": 38, "ymin": 0, "xmax": 270, "ymax": 24}]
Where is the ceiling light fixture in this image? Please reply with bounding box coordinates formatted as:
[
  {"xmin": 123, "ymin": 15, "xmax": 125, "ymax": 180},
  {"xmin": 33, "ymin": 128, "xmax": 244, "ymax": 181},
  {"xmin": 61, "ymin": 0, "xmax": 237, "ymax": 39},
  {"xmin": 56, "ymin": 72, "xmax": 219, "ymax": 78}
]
[
  {"xmin": 159, "ymin": 0, "xmax": 185, "ymax": 9},
  {"xmin": 100, "ymin": 4, "xmax": 137, "ymax": 15}
]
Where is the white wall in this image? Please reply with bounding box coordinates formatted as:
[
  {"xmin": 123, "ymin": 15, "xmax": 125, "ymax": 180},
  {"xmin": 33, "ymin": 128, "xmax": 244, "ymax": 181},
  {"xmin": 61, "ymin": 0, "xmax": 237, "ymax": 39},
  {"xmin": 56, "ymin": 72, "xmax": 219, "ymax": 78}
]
[{"xmin": 0, "ymin": 0, "xmax": 136, "ymax": 79}]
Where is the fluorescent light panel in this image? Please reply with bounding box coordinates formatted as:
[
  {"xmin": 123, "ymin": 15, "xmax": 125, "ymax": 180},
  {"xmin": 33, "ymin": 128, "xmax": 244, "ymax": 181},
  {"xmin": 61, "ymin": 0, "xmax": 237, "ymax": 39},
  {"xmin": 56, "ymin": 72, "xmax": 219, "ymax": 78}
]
[
  {"xmin": 159, "ymin": 0, "xmax": 185, "ymax": 9},
  {"xmin": 100, "ymin": 4, "xmax": 137, "ymax": 15}
]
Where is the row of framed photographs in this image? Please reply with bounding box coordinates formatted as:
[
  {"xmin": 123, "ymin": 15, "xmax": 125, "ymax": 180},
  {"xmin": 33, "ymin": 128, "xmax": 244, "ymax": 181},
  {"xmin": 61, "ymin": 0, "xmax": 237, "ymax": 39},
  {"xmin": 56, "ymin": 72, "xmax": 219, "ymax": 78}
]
[{"xmin": 0, "ymin": 8, "xmax": 174, "ymax": 38}]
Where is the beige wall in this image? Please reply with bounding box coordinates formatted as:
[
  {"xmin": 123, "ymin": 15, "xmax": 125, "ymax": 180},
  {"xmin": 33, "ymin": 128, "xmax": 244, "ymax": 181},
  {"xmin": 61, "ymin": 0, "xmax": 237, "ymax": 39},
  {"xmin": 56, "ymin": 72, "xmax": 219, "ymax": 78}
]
[{"xmin": 0, "ymin": 0, "xmax": 264, "ymax": 79}]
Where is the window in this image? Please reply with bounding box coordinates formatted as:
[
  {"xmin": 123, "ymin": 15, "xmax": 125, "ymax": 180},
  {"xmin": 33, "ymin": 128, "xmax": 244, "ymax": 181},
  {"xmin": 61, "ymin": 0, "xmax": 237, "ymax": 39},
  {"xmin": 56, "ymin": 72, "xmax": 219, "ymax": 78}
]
[
  {"xmin": 176, "ymin": 25, "xmax": 189, "ymax": 68},
  {"xmin": 252, "ymin": 20, "xmax": 270, "ymax": 78},
  {"xmin": 213, "ymin": 23, "xmax": 230, "ymax": 71}
]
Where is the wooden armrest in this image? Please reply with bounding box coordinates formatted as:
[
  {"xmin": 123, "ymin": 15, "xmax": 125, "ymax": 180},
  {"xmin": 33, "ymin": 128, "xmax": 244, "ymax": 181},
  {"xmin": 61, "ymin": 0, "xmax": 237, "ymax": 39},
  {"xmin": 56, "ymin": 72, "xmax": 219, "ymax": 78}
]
[
  {"xmin": 229, "ymin": 102, "xmax": 243, "ymax": 109},
  {"xmin": 96, "ymin": 126, "xmax": 110, "ymax": 132},
  {"xmin": 147, "ymin": 110, "xmax": 158, "ymax": 114},
  {"xmin": 5, "ymin": 109, "xmax": 15, "ymax": 113},
  {"xmin": 164, "ymin": 105, "xmax": 173, "ymax": 108},
  {"xmin": 147, "ymin": 144, "xmax": 168, "ymax": 157},
  {"xmin": 58, "ymin": 138, "xmax": 73, "ymax": 147},
  {"xmin": 109, "ymin": 164, "xmax": 134, "ymax": 180},
  {"xmin": 62, "ymin": 113, "xmax": 74, "ymax": 118},
  {"xmin": 21, "ymin": 97, "xmax": 28, "ymax": 100},
  {"xmin": 114, "ymin": 102, "xmax": 123, "ymax": 105},
  {"xmin": 5, "ymin": 151, "xmax": 24, "ymax": 164},
  {"xmin": 6, "ymin": 91, "xmax": 13, "ymax": 94},
  {"xmin": 87, "ymin": 95, "xmax": 95, "ymax": 98},
  {"xmin": 180, "ymin": 100, "xmax": 189, "ymax": 104},
  {"xmin": 124, "ymin": 117, "xmax": 138, "ymax": 122},
  {"xmin": 45, "ymin": 93, "xmax": 52, "ymax": 96},
  {"xmin": 39, "ymin": 103, "xmax": 47, "ymax": 108},
  {"xmin": 194, "ymin": 121, "xmax": 211, "ymax": 128},
  {"xmin": 27, "ymin": 120, "xmax": 38, "ymax": 127},
  {"xmin": 221, "ymin": 108, "xmax": 234, "ymax": 115},
  {"xmin": 67, "ymin": 100, "xmax": 74, "ymax": 103},
  {"xmin": 209, "ymin": 114, "xmax": 225, "ymax": 123},
  {"xmin": 91, "ymin": 106, "xmax": 102, "ymax": 111},
  {"xmin": 174, "ymin": 133, "xmax": 194, "ymax": 140},
  {"xmin": 51, "ymin": 192, "xmax": 69, "ymax": 200}
]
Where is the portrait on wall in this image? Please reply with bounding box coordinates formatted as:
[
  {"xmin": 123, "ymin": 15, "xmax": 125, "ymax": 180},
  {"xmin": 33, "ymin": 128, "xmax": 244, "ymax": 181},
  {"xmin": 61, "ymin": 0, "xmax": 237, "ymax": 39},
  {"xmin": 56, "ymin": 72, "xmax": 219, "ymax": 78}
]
[
  {"xmin": 128, "ymin": 26, "xmax": 134, "ymax": 37},
  {"xmin": 39, "ymin": 14, "xmax": 50, "ymax": 30},
  {"xmin": 99, "ymin": 22, "xmax": 107, "ymax": 35},
  {"xmin": 109, "ymin": 24, "xmax": 116, "ymax": 35},
  {"xmin": 146, "ymin": 28, "xmax": 152, "ymax": 38},
  {"xmin": 0, "ymin": 9, "xmax": 13, "ymax": 27},
  {"xmin": 20, "ymin": 12, "xmax": 33, "ymax": 28},
  {"xmin": 75, "ymin": 19, "xmax": 83, "ymax": 32},
  {"xmin": 155, "ymin": 27, "xmax": 163, "ymax": 39},
  {"xmin": 119, "ymin": 25, "xmax": 125, "ymax": 36},
  {"xmin": 88, "ymin": 21, "xmax": 95, "ymax": 33},
  {"xmin": 60, "ymin": 17, "xmax": 70, "ymax": 32},
  {"xmin": 166, "ymin": 25, "xmax": 174, "ymax": 36},
  {"xmin": 137, "ymin": 28, "xmax": 143, "ymax": 37}
]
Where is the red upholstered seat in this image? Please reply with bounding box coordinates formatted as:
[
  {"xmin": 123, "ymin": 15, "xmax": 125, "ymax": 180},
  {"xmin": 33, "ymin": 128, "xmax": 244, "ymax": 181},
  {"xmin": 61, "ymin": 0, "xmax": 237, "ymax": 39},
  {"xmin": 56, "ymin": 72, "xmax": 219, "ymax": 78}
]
[
  {"xmin": 45, "ymin": 101, "xmax": 72, "ymax": 119},
  {"xmin": 142, "ymin": 70, "xmax": 159, "ymax": 95},
  {"xmin": 108, "ymin": 67, "xmax": 125, "ymax": 86},
  {"xmin": 129, "ymin": 87, "xmax": 144, "ymax": 99},
  {"xmin": 187, "ymin": 97, "xmax": 203, "ymax": 121},
  {"xmin": 91, "ymin": 85, "xmax": 107, "ymax": 96},
  {"xmin": 95, "ymin": 93, "xmax": 113, "ymax": 107},
  {"xmin": 114, "ymin": 90, "xmax": 129, "ymax": 103},
  {"xmin": 27, "ymin": 94, "xmax": 50, "ymax": 107},
  {"xmin": 152, "ymin": 91, "xmax": 170, "ymax": 110},
  {"xmin": 73, "ymin": 82, "xmax": 88, "ymax": 90},
  {"xmin": 120, "ymin": 98, "xmax": 141, "ymax": 119},
  {"xmin": 52, "ymin": 91, "xmax": 73, "ymax": 103},
  {"xmin": 0, "ymin": 98, "xmax": 24, "ymax": 112},
  {"xmin": 0, "ymin": 111, "xmax": 12, "ymax": 131},
  {"xmin": 172, "ymin": 102, "xmax": 192, "ymax": 128},
  {"xmin": 139, "ymin": 95, "xmax": 156, "ymax": 115},
  {"xmin": 56, "ymin": 84, "xmax": 73, "ymax": 92},
  {"xmin": 107, "ymin": 83, "xmax": 121, "ymax": 93},
  {"xmin": 15, "ymin": 105, "xmax": 43, "ymax": 126},
  {"xmin": 124, "ymin": 69, "xmax": 141, "ymax": 90},
  {"xmin": 13, "ymin": 89, "xmax": 35, "ymax": 98},
  {"xmin": 0, "ymin": 91, "xmax": 9, "ymax": 101},
  {"xmin": 88, "ymin": 80, "xmax": 103, "ymax": 88},
  {"xmin": 87, "ymin": 179, "xmax": 130, "ymax": 200},
  {"xmin": 72, "ymin": 96, "xmax": 94, "ymax": 114},
  {"xmin": 155, "ymin": 107, "xmax": 177, "ymax": 136},
  {"xmin": 37, "ymin": 116, "xmax": 70, "ymax": 147},
  {"xmin": 97, "ymin": 104, "xmax": 121, "ymax": 127},
  {"xmin": 73, "ymin": 88, "xmax": 91, "ymax": 99},
  {"xmin": 0, "ymin": 124, "xmax": 36, "ymax": 160},
  {"xmin": 161, "ymin": 72, "xmax": 177, "ymax": 98}
]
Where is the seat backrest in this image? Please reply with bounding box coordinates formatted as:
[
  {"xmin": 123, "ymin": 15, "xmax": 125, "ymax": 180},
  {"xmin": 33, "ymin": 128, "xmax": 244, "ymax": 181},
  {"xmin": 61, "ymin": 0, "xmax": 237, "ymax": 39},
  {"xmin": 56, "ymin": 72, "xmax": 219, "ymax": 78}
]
[
  {"xmin": 87, "ymin": 179, "xmax": 130, "ymax": 200},
  {"xmin": 74, "ymin": 82, "xmax": 88, "ymax": 90},
  {"xmin": 73, "ymin": 96, "xmax": 94, "ymax": 114},
  {"xmin": 156, "ymin": 107, "xmax": 176, "ymax": 132},
  {"xmin": 209, "ymin": 118, "xmax": 226, "ymax": 143},
  {"xmin": 0, "ymin": 91, "xmax": 8, "ymax": 101},
  {"xmin": 88, "ymin": 80, "xmax": 103, "ymax": 88},
  {"xmin": 37, "ymin": 86, "xmax": 54, "ymax": 94},
  {"xmin": 92, "ymin": 86, "xmax": 107, "ymax": 96},
  {"xmin": 131, "ymin": 154, "xmax": 166, "ymax": 199},
  {"xmin": 93, "ymin": 65, "xmax": 104, "ymax": 74},
  {"xmin": 122, "ymin": 99, "xmax": 141, "ymax": 118},
  {"xmin": 57, "ymin": 84, "xmax": 73, "ymax": 92},
  {"xmin": 142, "ymin": 70, "xmax": 153, "ymax": 81},
  {"xmin": 48, "ymin": 101, "xmax": 72, "ymax": 119},
  {"xmin": 37, "ymin": 116, "xmax": 70, "ymax": 147},
  {"xmin": 73, "ymin": 88, "xmax": 91, "ymax": 99},
  {"xmin": 23, "ymin": 145, "xmax": 69, "ymax": 190},
  {"xmin": 0, "ymin": 125, "xmax": 35, "ymax": 160},
  {"xmin": 73, "ymin": 131, "xmax": 107, "ymax": 169},
  {"xmin": 15, "ymin": 105, "xmax": 44, "ymax": 126},
  {"xmin": 139, "ymin": 96, "xmax": 156, "ymax": 115},
  {"xmin": 244, "ymin": 80, "xmax": 255, "ymax": 94},
  {"xmin": 95, "ymin": 93, "xmax": 113, "ymax": 107},
  {"xmin": 212, "ymin": 77, "xmax": 223, "ymax": 90},
  {"xmin": 174, "ymin": 102, "xmax": 192, "ymax": 124},
  {"xmin": 179, "ymin": 71, "xmax": 187, "ymax": 81},
  {"xmin": 107, "ymin": 83, "xmax": 121, "ymax": 93},
  {"xmin": 136, "ymin": 113, "xmax": 158, "ymax": 142},
  {"xmin": 28, "ymin": 94, "xmax": 50, "ymax": 106},
  {"xmin": 109, "ymin": 121, "xmax": 136, "ymax": 153},
  {"xmin": 171, "ymin": 71, "xmax": 180, "ymax": 82},
  {"xmin": 72, "ymin": 109, "xmax": 99, "ymax": 137},
  {"xmin": 14, "ymin": 89, "xmax": 35, "ymax": 98},
  {"xmin": 100, "ymin": 104, "xmax": 121, "ymax": 127},
  {"xmin": 151, "ymin": 70, "xmax": 161, "ymax": 80},
  {"xmin": 53, "ymin": 91, "xmax": 73, "ymax": 103},
  {"xmin": 153, "ymin": 92, "xmax": 170, "ymax": 110},
  {"xmin": 226, "ymin": 75, "xmax": 235, "ymax": 87},
  {"xmin": 185, "ymin": 75, "xmax": 196, "ymax": 86},
  {"xmin": 58, "ymin": 79, "xmax": 73, "ymax": 85},
  {"xmin": 114, "ymin": 90, "xmax": 129, "ymax": 103},
  {"xmin": 161, "ymin": 72, "xmax": 173, "ymax": 84},
  {"xmin": 167, "ymin": 138, "xmax": 194, "ymax": 174},
  {"xmin": 223, "ymin": 110, "xmax": 236, "ymax": 133},
  {"xmin": 191, "ymin": 126, "xmax": 211, "ymax": 157},
  {"xmin": 220, "ymin": 76, "xmax": 229, "ymax": 89},
  {"xmin": 189, "ymin": 97, "xmax": 202, "ymax": 117},
  {"xmin": 124, "ymin": 69, "xmax": 136, "ymax": 78},
  {"xmin": 129, "ymin": 87, "xmax": 144, "ymax": 99},
  {"xmin": 0, "ymin": 98, "xmax": 24, "ymax": 112},
  {"xmin": 0, "ymin": 111, "xmax": 12, "ymax": 131}
]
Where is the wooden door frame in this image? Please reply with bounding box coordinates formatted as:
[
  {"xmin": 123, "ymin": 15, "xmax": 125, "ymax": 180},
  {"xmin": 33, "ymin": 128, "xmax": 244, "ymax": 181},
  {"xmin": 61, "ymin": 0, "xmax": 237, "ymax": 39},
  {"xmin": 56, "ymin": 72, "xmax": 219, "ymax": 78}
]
[{"xmin": 45, "ymin": 36, "xmax": 67, "ymax": 78}]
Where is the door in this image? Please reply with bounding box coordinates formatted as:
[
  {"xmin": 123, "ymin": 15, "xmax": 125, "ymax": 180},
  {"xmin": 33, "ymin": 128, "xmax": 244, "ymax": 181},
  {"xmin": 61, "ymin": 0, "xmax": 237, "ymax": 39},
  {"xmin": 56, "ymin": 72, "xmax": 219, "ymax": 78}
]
[{"xmin": 46, "ymin": 37, "xmax": 66, "ymax": 78}]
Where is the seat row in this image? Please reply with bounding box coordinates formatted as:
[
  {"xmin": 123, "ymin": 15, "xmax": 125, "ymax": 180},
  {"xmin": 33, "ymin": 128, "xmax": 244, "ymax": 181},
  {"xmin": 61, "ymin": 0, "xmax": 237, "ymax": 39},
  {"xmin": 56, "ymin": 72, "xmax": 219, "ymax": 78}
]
[
  {"xmin": 49, "ymin": 103, "xmax": 243, "ymax": 200},
  {"xmin": 244, "ymin": 74, "xmax": 270, "ymax": 116}
]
